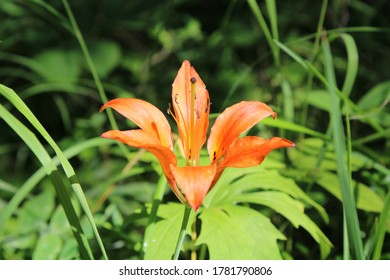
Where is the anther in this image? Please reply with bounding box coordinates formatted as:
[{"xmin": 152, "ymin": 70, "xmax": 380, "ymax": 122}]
[{"xmin": 190, "ymin": 77, "xmax": 197, "ymax": 84}]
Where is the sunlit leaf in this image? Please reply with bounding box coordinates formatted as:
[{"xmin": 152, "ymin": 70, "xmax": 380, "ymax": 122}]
[
  {"xmin": 144, "ymin": 203, "xmax": 194, "ymax": 260},
  {"xmin": 236, "ymin": 191, "xmax": 332, "ymax": 259},
  {"xmin": 197, "ymin": 205, "xmax": 285, "ymax": 259},
  {"xmin": 32, "ymin": 233, "xmax": 63, "ymax": 260},
  {"xmin": 317, "ymin": 171, "xmax": 384, "ymax": 213},
  {"xmin": 18, "ymin": 190, "xmax": 54, "ymax": 234}
]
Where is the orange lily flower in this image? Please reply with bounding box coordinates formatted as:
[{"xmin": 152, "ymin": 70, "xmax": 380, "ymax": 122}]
[{"xmin": 100, "ymin": 60, "xmax": 294, "ymax": 211}]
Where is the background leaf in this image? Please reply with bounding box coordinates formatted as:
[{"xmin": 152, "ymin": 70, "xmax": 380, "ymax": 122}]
[
  {"xmin": 32, "ymin": 233, "xmax": 63, "ymax": 260},
  {"xmin": 197, "ymin": 205, "xmax": 285, "ymax": 260},
  {"xmin": 144, "ymin": 203, "xmax": 195, "ymax": 260},
  {"xmin": 34, "ymin": 48, "xmax": 81, "ymax": 83}
]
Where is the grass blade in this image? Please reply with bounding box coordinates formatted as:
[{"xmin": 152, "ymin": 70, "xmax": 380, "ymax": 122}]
[
  {"xmin": 0, "ymin": 137, "xmax": 108, "ymax": 235},
  {"xmin": 247, "ymin": 0, "xmax": 279, "ymax": 65},
  {"xmin": 339, "ymin": 34, "xmax": 359, "ymax": 97},
  {"xmin": 300, "ymin": 0, "xmax": 328, "ymax": 130},
  {"xmin": 60, "ymin": 0, "xmax": 130, "ymax": 163},
  {"xmin": 0, "ymin": 103, "xmax": 93, "ymax": 259},
  {"xmin": 372, "ymin": 188, "xmax": 390, "ymax": 259},
  {"xmin": 260, "ymin": 118, "xmax": 330, "ymax": 141},
  {"xmin": 0, "ymin": 84, "xmax": 107, "ymax": 259},
  {"xmin": 322, "ymin": 38, "xmax": 364, "ymax": 259},
  {"xmin": 265, "ymin": 0, "xmax": 280, "ymax": 61},
  {"xmin": 274, "ymin": 39, "xmax": 384, "ymax": 133}
]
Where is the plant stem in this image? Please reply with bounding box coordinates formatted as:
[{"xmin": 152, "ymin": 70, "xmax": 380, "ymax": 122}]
[
  {"xmin": 172, "ymin": 206, "xmax": 192, "ymax": 260},
  {"xmin": 62, "ymin": 0, "xmax": 130, "ymax": 161}
]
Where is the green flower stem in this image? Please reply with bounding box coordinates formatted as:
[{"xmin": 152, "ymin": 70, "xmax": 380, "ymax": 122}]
[{"xmin": 172, "ymin": 206, "xmax": 192, "ymax": 260}]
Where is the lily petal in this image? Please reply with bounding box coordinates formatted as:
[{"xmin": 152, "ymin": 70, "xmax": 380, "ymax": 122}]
[
  {"xmin": 170, "ymin": 164, "xmax": 217, "ymax": 211},
  {"xmin": 219, "ymin": 136, "xmax": 295, "ymax": 169},
  {"xmin": 101, "ymin": 130, "xmax": 186, "ymax": 204},
  {"xmin": 171, "ymin": 60, "xmax": 210, "ymax": 162},
  {"xmin": 207, "ymin": 136, "xmax": 295, "ymax": 191},
  {"xmin": 100, "ymin": 98, "xmax": 173, "ymax": 149},
  {"xmin": 207, "ymin": 101, "xmax": 277, "ymax": 163}
]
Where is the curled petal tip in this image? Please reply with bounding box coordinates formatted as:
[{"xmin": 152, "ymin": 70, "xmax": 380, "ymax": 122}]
[
  {"xmin": 101, "ymin": 131, "xmax": 110, "ymax": 138},
  {"xmin": 99, "ymin": 104, "xmax": 106, "ymax": 113}
]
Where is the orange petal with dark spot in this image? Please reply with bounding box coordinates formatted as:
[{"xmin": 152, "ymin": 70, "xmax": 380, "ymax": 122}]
[
  {"xmin": 207, "ymin": 101, "xmax": 277, "ymax": 163},
  {"xmin": 171, "ymin": 60, "xmax": 210, "ymax": 161},
  {"xmin": 219, "ymin": 136, "xmax": 295, "ymax": 169}
]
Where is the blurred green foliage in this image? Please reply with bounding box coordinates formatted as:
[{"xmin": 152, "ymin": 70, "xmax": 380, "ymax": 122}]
[{"xmin": 0, "ymin": 0, "xmax": 389, "ymax": 259}]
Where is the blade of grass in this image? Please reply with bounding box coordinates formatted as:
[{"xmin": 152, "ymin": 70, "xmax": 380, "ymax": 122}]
[
  {"xmin": 0, "ymin": 84, "xmax": 107, "ymax": 259},
  {"xmin": 247, "ymin": 0, "xmax": 280, "ymax": 65},
  {"xmin": 0, "ymin": 179, "xmax": 18, "ymax": 194},
  {"xmin": 343, "ymin": 210, "xmax": 350, "ymax": 260},
  {"xmin": 29, "ymin": 0, "xmax": 73, "ymax": 33},
  {"xmin": 300, "ymin": 0, "xmax": 328, "ymax": 132},
  {"xmin": 322, "ymin": 38, "xmax": 364, "ymax": 259},
  {"xmin": 353, "ymin": 128, "xmax": 390, "ymax": 146},
  {"xmin": 0, "ymin": 103, "xmax": 93, "ymax": 259},
  {"xmin": 248, "ymin": 0, "xmax": 294, "ymax": 145},
  {"xmin": 265, "ymin": 0, "xmax": 280, "ymax": 63},
  {"xmin": 0, "ymin": 138, "xmax": 135, "ymax": 236},
  {"xmin": 281, "ymin": 77, "xmax": 294, "ymax": 123},
  {"xmin": 339, "ymin": 34, "xmax": 359, "ymax": 97},
  {"xmin": 274, "ymin": 39, "xmax": 384, "ymax": 133},
  {"xmin": 260, "ymin": 118, "xmax": 330, "ymax": 141},
  {"xmin": 60, "ymin": 0, "xmax": 130, "ymax": 162},
  {"xmin": 0, "ymin": 51, "xmax": 45, "ymax": 76},
  {"xmin": 20, "ymin": 83, "xmax": 95, "ymax": 100},
  {"xmin": 286, "ymin": 26, "xmax": 387, "ymax": 47},
  {"xmin": 372, "ymin": 188, "xmax": 390, "ymax": 259}
]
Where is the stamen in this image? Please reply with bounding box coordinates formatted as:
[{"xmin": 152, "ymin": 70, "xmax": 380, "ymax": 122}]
[
  {"xmin": 188, "ymin": 77, "xmax": 196, "ymax": 166},
  {"xmin": 167, "ymin": 103, "xmax": 180, "ymax": 124}
]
